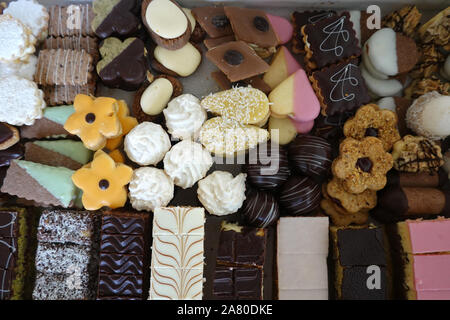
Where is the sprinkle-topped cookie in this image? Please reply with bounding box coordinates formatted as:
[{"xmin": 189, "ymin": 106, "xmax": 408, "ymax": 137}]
[{"xmin": 302, "ymin": 12, "xmax": 360, "ymax": 70}]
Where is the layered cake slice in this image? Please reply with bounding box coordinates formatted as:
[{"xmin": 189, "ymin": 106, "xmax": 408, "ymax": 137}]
[
  {"xmin": 97, "ymin": 211, "xmax": 150, "ymax": 300},
  {"xmin": 212, "ymin": 222, "xmax": 268, "ymax": 300},
  {"xmin": 149, "ymin": 207, "xmax": 205, "ymax": 300},
  {"xmin": 330, "ymin": 225, "xmax": 391, "ymax": 300},
  {"xmin": 25, "ymin": 140, "xmax": 93, "ymax": 170},
  {"xmin": 277, "ymin": 217, "xmax": 329, "ymax": 300},
  {"xmin": 0, "ymin": 207, "xmax": 31, "ymax": 300},
  {"xmin": 1, "ymin": 160, "xmax": 79, "ymax": 208},
  {"xmin": 391, "ymin": 217, "xmax": 450, "ymax": 300}
]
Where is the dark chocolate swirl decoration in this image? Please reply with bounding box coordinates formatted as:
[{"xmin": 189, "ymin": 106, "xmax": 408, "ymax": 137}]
[
  {"xmin": 244, "ymin": 144, "xmax": 290, "ymax": 191},
  {"xmin": 100, "ymin": 234, "xmax": 145, "ymax": 255},
  {"xmin": 288, "ymin": 135, "xmax": 332, "ymax": 179},
  {"xmin": 99, "ymin": 253, "xmax": 144, "ymax": 275},
  {"xmin": 101, "ymin": 215, "xmax": 145, "ymax": 235},
  {"xmin": 241, "ymin": 188, "xmax": 280, "ymax": 228},
  {"xmin": 97, "ymin": 274, "xmax": 143, "ymax": 297},
  {"xmin": 278, "ymin": 175, "xmax": 321, "ymax": 216}
]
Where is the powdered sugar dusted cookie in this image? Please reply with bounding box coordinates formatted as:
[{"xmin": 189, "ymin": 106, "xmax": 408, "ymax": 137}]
[
  {"xmin": 0, "ymin": 14, "xmax": 36, "ymax": 62},
  {"xmin": 0, "ymin": 75, "xmax": 45, "ymax": 126},
  {"xmin": 4, "ymin": 0, "xmax": 49, "ymax": 41}
]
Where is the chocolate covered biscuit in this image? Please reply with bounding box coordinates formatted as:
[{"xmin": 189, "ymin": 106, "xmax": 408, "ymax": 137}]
[
  {"xmin": 206, "ymin": 41, "xmax": 269, "ymax": 82},
  {"xmin": 192, "ymin": 6, "xmax": 233, "ymax": 39},
  {"xmin": 291, "ymin": 10, "xmax": 336, "ymax": 53},
  {"xmin": 92, "ymin": 0, "xmax": 140, "ymax": 39},
  {"xmin": 310, "ymin": 59, "xmax": 370, "ymax": 116},
  {"xmin": 97, "ymin": 37, "xmax": 148, "ymax": 91},
  {"xmin": 302, "ymin": 12, "xmax": 360, "ymax": 70}
]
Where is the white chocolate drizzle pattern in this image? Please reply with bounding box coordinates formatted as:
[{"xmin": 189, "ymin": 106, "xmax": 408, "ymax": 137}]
[
  {"xmin": 329, "ymin": 63, "xmax": 358, "ymax": 102},
  {"xmin": 150, "ymin": 207, "xmax": 204, "ymax": 300},
  {"xmin": 319, "ymin": 16, "xmax": 350, "ymax": 57},
  {"xmin": 0, "ymin": 212, "xmax": 17, "ymax": 300}
]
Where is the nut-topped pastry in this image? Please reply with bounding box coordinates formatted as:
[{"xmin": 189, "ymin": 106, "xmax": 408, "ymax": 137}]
[
  {"xmin": 343, "ymin": 104, "xmax": 401, "ymax": 151},
  {"xmin": 332, "ymin": 137, "xmax": 393, "ymax": 194}
]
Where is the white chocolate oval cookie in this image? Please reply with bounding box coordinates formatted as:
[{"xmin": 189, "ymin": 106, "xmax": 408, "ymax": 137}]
[
  {"xmin": 146, "ymin": 0, "xmax": 188, "ymax": 39},
  {"xmin": 154, "ymin": 43, "xmax": 201, "ymax": 77},
  {"xmin": 140, "ymin": 78, "xmax": 173, "ymax": 115}
]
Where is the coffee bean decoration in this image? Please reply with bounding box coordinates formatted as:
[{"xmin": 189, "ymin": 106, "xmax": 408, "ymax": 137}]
[
  {"xmin": 223, "ymin": 50, "xmax": 244, "ymax": 66},
  {"xmin": 365, "ymin": 127, "xmax": 379, "ymax": 137},
  {"xmin": 356, "ymin": 157, "xmax": 373, "ymax": 173},
  {"xmin": 99, "ymin": 179, "xmax": 110, "ymax": 190},
  {"xmin": 212, "ymin": 15, "xmax": 230, "ymax": 29},
  {"xmin": 253, "ymin": 16, "xmax": 269, "ymax": 32},
  {"xmin": 85, "ymin": 113, "xmax": 96, "ymax": 124}
]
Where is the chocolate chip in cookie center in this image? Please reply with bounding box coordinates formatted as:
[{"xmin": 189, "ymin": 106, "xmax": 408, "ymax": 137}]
[
  {"xmin": 224, "ymin": 50, "xmax": 244, "ymax": 65},
  {"xmin": 365, "ymin": 127, "xmax": 379, "ymax": 137},
  {"xmin": 253, "ymin": 16, "xmax": 269, "ymax": 32},
  {"xmin": 85, "ymin": 113, "xmax": 96, "ymax": 124},
  {"xmin": 356, "ymin": 157, "xmax": 373, "ymax": 172},
  {"xmin": 99, "ymin": 179, "xmax": 110, "ymax": 190},
  {"xmin": 212, "ymin": 14, "xmax": 230, "ymax": 29}
]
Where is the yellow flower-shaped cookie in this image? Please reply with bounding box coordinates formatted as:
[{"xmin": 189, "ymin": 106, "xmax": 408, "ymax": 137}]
[
  {"xmin": 72, "ymin": 150, "xmax": 133, "ymax": 210},
  {"xmin": 105, "ymin": 100, "xmax": 138, "ymax": 151},
  {"xmin": 64, "ymin": 94, "xmax": 122, "ymax": 150}
]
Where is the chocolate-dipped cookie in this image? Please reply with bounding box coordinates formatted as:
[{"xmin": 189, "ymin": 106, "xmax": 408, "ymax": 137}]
[
  {"xmin": 240, "ymin": 188, "xmax": 280, "ymax": 228},
  {"xmin": 288, "ymin": 135, "xmax": 332, "ymax": 180},
  {"xmin": 142, "ymin": 0, "xmax": 191, "ymax": 50},
  {"xmin": 92, "ymin": 0, "xmax": 141, "ymax": 39},
  {"xmin": 97, "ymin": 37, "xmax": 148, "ymax": 91},
  {"xmin": 0, "ymin": 143, "xmax": 23, "ymax": 167},
  {"xmin": 0, "ymin": 123, "xmax": 19, "ymax": 151},
  {"xmin": 278, "ymin": 175, "xmax": 321, "ymax": 216},
  {"xmin": 244, "ymin": 144, "xmax": 290, "ymax": 191}
]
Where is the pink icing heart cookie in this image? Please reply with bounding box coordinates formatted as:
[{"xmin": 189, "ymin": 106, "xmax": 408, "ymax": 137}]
[
  {"xmin": 263, "ymin": 46, "xmax": 301, "ymax": 90},
  {"xmin": 266, "ymin": 13, "xmax": 294, "ymax": 44},
  {"xmin": 269, "ymin": 68, "xmax": 320, "ymax": 124}
]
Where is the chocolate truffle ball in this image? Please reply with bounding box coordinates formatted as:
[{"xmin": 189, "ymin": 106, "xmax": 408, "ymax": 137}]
[
  {"xmin": 288, "ymin": 135, "xmax": 332, "ymax": 179},
  {"xmin": 278, "ymin": 175, "xmax": 321, "ymax": 216},
  {"xmin": 241, "ymin": 188, "xmax": 280, "ymax": 228},
  {"xmin": 244, "ymin": 144, "xmax": 290, "ymax": 191}
]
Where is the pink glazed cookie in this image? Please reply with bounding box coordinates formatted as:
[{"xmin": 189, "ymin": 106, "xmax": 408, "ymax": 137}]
[
  {"xmin": 263, "ymin": 46, "xmax": 301, "ymax": 90},
  {"xmin": 269, "ymin": 68, "xmax": 320, "ymax": 123},
  {"xmin": 266, "ymin": 13, "xmax": 294, "ymax": 44}
]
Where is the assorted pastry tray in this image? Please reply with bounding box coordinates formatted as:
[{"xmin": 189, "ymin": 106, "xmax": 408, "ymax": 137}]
[{"xmin": 0, "ymin": 0, "xmax": 449, "ymax": 301}]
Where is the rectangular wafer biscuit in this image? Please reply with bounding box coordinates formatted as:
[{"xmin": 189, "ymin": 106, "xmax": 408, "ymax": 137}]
[
  {"xmin": 42, "ymin": 82, "xmax": 96, "ymax": 106},
  {"xmin": 48, "ymin": 4, "xmax": 94, "ymax": 37},
  {"xmin": 35, "ymin": 49, "xmax": 93, "ymax": 86},
  {"xmin": 44, "ymin": 36, "xmax": 99, "ymax": 60}
]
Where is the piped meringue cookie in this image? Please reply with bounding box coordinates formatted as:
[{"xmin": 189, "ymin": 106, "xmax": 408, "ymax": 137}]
[
  {"xmin": 197, "ymin": 171, "xmax": 247, "ymax": 216},
  {"xmin": 124, "ymin": 122, "xmax": 171, "ymax": 166},
  {"xmin": 163, "ymin": 93, "xmax": 207, "ymax": 140},
  {"xmin": 128, "ymin": 167, "xmax": 174, "ymax": 212},
  {"xmin": 164, "ymin": 140, "xmax": 213, "ymax": 189}
]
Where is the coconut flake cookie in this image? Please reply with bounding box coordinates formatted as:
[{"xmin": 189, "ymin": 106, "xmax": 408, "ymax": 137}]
[
  {"xmin": 4, "ymin": 0, "xmax": 49, "ymax": 41},
  {"xmin": 0, "ymin": 14, "xmax": 36, "ymax": 62},
  {"xmin": 0, "ymin": 55, "xmax": 37, "ymax": 80},
  {"xmin": 0, "ymin": 75, "xmax": 45, "ymax": 126}
]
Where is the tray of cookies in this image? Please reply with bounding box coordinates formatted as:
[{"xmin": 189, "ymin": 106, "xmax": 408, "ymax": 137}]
[{"xmin": 0, "ymin": 0, "xmax": 449, "ymax": 301}]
